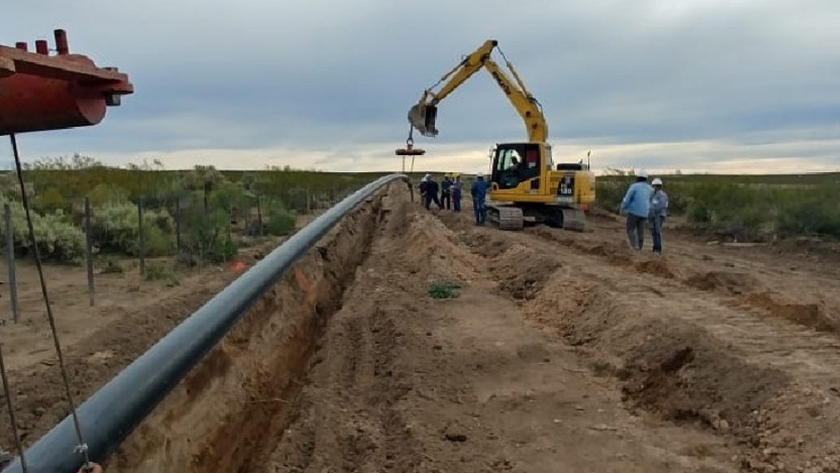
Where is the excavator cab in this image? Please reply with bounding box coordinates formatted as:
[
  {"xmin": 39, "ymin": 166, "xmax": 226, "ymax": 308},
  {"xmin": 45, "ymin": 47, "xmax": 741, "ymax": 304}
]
[
  {"xmin": 408, "ymin": 103, "xmax": 438, "ymax": 137},
  {"xmin": 490, "ymin": 142, "xmax": 546, "ymax": 193}
]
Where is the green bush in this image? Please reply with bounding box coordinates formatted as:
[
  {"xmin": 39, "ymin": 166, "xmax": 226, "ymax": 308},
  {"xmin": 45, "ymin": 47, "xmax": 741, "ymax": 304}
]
[
  {"xmin": 90, "ymin": 201, "xmax": 175, "ymax": 256},
  {"xmin": 180, "ymin": 207, "xmax": 237, "ymax": 263},
  {"xmin": 0, "ymin": 200, "xmax": 86, "ymax": 263},
  {"xmin": 264, "ymin": 199, "xmax": 297, "ymax": 236},
  {"xmin": 773, "ymin": 185, "xmax": 840, "ymax": 238}
]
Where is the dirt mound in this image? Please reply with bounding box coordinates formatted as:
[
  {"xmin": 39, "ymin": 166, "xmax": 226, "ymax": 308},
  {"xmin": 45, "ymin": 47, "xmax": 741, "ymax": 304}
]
[
  {"xmin": 634, "ymin": 258, "xmax": 675, "ymax": 278},
  {"xmin": 616, "ymin": 323, "xmax": 789, "ymax": 430},
  {"xmin": 521, "ymin": 268, "xmax": 799, "ymax": 467},
  {"xmin": 102, "ymin": 186, "xmax": 399, "ymax": 472},
  {"xmin": 741, "ymin": 292, "xmax": 839, "ymax": 333},
  {"xmin": 379, "ymin": 192, "xmax": 414, "ymax": 239},
  {"xmin": 490, "ymin": 244, "xmax": 561, "ymax": 301},
  {"xmin": 589, "ymin": 242, "xmax": 635, "ymax": 267},
  {"xmin": 521, "ymin": 282, "xmax": 602, "ymax": 342},
  {"xmin": 685, "ymin": 270, "xmax": 757, "ymax": 295},
  {"xmin": 464, "ymin": 231, "xmax": 511, "ymax": 258},
  {"xmin": 529, "ymin": 227, "xmax": 578, "ymax": 248},
  {"xmin": 400, "ymin": 213, "xmax": 483, "ymax": 283},
  {"xmin": 587, "ymin": 244, "xmax": 609, "ymax": 256},
  {"xmin": 435, "ymin": 209, "xmax": 470, "ymax": 231}
]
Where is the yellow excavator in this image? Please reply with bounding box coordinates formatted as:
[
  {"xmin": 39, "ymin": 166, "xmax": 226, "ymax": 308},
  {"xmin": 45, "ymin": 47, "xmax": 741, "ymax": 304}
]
[{"xmin": 408, "ymin": 39, "xmax": 596, "ymax": 231}]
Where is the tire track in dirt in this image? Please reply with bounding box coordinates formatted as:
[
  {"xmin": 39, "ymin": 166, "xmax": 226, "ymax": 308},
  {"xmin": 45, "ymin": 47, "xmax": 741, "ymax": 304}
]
[{"xmin": 436, "ymin": 208, "xmax": 840, "ymax": 472}]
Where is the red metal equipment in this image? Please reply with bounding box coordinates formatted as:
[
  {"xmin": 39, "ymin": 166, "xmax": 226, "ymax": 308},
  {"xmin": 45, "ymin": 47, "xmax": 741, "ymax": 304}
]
[
  {"xmin": 0, "ymin": 29, "xmax": 133, "ymax": 135},
  {"xmin": 396, "ymin": 137, "xmax": 425, "ymax": 173}
]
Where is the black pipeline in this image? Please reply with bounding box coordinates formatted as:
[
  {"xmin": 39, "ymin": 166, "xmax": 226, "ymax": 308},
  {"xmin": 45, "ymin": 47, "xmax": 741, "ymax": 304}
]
[{"xmin": 3, "ymin": 173, "xmax": 410, "ymax": 473}]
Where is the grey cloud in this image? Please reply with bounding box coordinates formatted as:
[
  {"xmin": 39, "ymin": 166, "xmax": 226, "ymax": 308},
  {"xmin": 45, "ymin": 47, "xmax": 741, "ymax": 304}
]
[{"xmin": 3, "ymin": 0, "xmax": 839, "ymax": 169}]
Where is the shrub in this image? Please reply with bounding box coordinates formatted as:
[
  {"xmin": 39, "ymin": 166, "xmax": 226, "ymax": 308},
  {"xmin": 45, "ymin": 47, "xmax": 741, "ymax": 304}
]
[
  {"xmin": 0, "ymin": 200, "xmax": 86, "ymax": 263},
  {"xmin": 180, "ymin": 207, "xmax": 238, "ymax": 263},
  {"xmin": 264, "ymin": 198, "xmax": 297, "ymax": 236},
  {"xmin": 427, "ymin": 280, "xmax": 461, "ymax": 299},
  {"xmin": 89, "ymin": 201, "xmax": 175, "ymax": 256},
  {"xmin": 773, "ymin": 184, "xmax": 840, "ymax": 238}
]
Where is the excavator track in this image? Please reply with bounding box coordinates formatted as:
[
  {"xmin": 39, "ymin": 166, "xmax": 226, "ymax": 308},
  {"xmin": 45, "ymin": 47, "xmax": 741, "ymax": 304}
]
[
  {"xmin": 559, "ymin": 207, "xmax": 586, "ymax": 232},
  {"xmin": 487, "ymin": 204, "xmax": 524, "ymax": 231}
]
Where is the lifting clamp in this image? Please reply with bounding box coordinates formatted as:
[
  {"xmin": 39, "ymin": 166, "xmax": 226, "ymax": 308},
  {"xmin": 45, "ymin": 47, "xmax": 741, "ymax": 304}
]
[{"xmin": 395, "ymin": 126, "xmax": 426, "ymax": 173}]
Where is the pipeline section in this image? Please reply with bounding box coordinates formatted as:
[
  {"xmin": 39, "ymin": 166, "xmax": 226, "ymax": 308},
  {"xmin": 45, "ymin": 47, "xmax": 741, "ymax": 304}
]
[{"xmin": 2, "ymin": 173, "xmax": 411, "ymax": 473}]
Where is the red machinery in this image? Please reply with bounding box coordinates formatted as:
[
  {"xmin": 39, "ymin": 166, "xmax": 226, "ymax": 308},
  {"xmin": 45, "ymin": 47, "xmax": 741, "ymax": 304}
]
[
  {"xmin": 395, "ymin": 137, "xmax": 425, "ymax": 174},
  {"xmin": 0, "ymin": 28, "xmax": 133, "ymax": 135}
]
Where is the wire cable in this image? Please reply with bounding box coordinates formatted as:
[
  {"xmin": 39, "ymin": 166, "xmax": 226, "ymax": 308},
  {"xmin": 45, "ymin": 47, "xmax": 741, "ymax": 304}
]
[
  {"xmin": 9, "ymin": 134, "xmax": 93, "ymax": 470},
  {"xmin": 0, "ymin": 329, "xmax": 28, "ymax": 472}
]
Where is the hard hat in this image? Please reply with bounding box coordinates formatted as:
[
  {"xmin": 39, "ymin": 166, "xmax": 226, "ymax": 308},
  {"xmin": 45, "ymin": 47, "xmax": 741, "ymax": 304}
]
[
  {"xmin": 476, "ymin": 172, "xmax": 484, "ymax": 178},
  {"xmin": 637, "ymin": 170, "xmax": 649, "ymax": 179},
  {"xmin": 651, "ymin": 178, "xmax": 663, "ymax": 186}
]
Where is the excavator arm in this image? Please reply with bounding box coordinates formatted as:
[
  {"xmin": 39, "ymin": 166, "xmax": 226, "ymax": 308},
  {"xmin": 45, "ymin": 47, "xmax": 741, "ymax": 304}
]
[{"xmin": 408, "ymin": 39, "xmax": 548, "ymax": 143}]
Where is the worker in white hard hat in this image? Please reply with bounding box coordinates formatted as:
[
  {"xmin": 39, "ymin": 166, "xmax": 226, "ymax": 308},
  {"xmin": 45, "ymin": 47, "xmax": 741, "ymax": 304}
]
[
  {"xmin": 619, "ymin": 170, "xmax": 653, "ymax": 251},
  {"xmin": 649, "ymin": 177, "xmax": 669, "ymax": 254}
]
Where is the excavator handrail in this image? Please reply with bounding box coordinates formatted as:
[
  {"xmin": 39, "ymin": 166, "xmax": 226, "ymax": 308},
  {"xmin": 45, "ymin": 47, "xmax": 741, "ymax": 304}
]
[{"xmin": 410, "ymin": 39, "xmax": 548, "ymax": 143}]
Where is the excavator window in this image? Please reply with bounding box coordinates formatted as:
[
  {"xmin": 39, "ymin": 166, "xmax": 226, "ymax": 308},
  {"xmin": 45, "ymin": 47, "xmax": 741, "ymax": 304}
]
[{"xmin": 492, "ymin": 143, "xmax": 541, "ymax": 189}]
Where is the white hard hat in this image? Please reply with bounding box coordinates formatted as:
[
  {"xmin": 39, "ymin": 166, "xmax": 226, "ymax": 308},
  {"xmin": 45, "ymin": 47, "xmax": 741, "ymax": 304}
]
[
  {"xmin": 651, "ymin": 178, "xmax": 663, "ymax": 186},
  {"xmin": 637, "ymin": 170, "xmax": 649, "ymax": 179},
  {"xmin": 476, "ymin": 172, "xmax": 484, "ymax": 178}
]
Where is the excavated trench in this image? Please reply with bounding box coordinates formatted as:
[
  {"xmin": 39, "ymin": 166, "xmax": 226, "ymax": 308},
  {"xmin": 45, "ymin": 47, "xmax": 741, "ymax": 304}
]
[{"xmin": 100, "ymin": 185, "xmax": 394, "ymax": 473}]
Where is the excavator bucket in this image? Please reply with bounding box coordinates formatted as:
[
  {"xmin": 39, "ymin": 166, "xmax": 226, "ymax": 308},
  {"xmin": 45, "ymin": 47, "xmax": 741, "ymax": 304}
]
[{"xmin": 408, "ymin": 103, "xmax": 438, "ymax": 137}]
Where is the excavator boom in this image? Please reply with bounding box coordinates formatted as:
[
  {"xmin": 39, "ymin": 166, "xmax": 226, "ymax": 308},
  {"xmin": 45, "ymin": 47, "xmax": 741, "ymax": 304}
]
[{"xmin": 408, "ymin": 39, "xmax": 548, "ymax": 143}]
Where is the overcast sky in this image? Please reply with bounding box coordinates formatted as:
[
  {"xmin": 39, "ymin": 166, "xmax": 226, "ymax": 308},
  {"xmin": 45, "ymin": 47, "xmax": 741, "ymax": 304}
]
[{"xmin": 2, "ymin": 0, "xmax": 839, "ymax": 174}]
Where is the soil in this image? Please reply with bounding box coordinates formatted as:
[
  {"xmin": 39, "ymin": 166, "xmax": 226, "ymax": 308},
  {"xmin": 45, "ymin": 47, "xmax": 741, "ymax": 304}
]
[{"xmin": 2, "ymin": 186, "xmax": 840, "ymax": 472}]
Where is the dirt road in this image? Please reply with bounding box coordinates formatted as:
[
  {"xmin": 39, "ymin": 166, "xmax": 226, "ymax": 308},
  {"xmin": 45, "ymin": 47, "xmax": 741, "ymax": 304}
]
[{"xmin": 4, "ymin": 185, "xmax": 840, "ymax": 472}]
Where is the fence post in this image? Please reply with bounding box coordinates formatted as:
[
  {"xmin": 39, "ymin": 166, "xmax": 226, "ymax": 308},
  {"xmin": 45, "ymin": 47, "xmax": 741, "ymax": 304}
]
[
  {"xmin": 4, "ymin": 203, "xmax": 19, "ymax": 323},
  {"xmin": 84, "ymin": 197, "xmax": 95, "ymax": 307},
  {"xmin": 256, "ymin": 195, "xmax": 263, "ymax": 236},
  {"xmin": 227, "ymin": 201, "xmax": 233, "ymax": 243},
  {"xmin": 138, "ymin": 200, "xmax": 145, "ymax": 277},
  {"xmin": 175, "ymin": 196, "xmax": 182, "ymax": 254}
]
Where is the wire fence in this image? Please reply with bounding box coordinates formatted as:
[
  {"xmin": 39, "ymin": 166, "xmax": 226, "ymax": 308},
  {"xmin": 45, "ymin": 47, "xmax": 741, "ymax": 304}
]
[{"xmin": 0, "ymin": 184, "xmax": 353, "ymax": 323}]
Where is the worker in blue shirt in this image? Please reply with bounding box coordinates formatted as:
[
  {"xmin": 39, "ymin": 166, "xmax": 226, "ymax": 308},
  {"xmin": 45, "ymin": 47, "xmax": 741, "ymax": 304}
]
[
  {"xmin": 470, "ymin": 173, "xmax": 491, "ymax": 225},
  {"xmin": 620, "ymin": 170, "xmax": 653, "ymax": 251}
]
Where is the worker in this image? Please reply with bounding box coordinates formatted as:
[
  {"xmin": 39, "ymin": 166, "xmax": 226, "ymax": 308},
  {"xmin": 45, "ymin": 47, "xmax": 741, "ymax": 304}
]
[
  {"xmin": 452, "ymin": 175, "xmax": 463, "ymax": 212},
  {"xmin": 620, "ymin": 170, "xmax": 652, "ymax": 251},
  {"xmin": 649, "ymin": 177, "xmax": 669, "ymax": 254},
  {"xmin": 440, "ymin": 174, "xmax": 453, "ymax": 210},
  {"xmin": 470, "ymin": 173, "xmax": 490, "ymax": 225},
  {"xmin": 418, "ymin": 174, "xmax": 429, "ymax": 205},
  {"xmin": 424, "ymin": 174, "xmax": 443, "ymax": 210}
]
